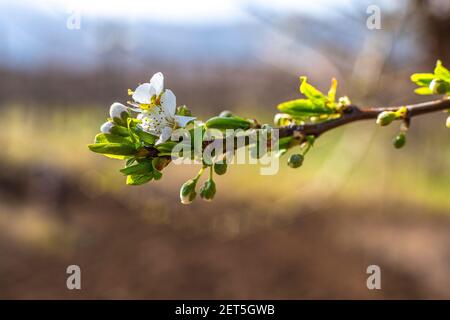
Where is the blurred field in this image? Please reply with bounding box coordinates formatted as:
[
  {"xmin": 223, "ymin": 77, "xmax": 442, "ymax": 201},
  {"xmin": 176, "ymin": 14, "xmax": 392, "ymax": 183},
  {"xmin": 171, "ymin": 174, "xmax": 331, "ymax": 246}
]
[{"xmin": 0, "ymin": 104, "xmax": 449, "ymax": 299}]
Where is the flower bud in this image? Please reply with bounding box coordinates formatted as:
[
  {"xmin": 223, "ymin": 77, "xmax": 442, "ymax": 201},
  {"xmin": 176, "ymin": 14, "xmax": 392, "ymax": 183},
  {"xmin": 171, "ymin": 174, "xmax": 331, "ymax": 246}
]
[
  {"xmin": 213, "ymin": 162, "xmax": 227, "ymax": 175},
  {"xmin": 109, "ymin": 103, "xmax": 130, "ymax": 125},
  {"xmin": 288, "ymin": 153, "xmax": 304, "ymax": 168},
  {"xmin": 180, "ymin": 179, "xmax": 197, "ymax": 205},
  {"xmin": 219, "ymin": 110, "xmax": 234, "ymax": 117},
  {"xmin": 152, "ymin": 157, "xmax": 170, "ymax": 171},
  {"xmin": 376, "ymin": 111, "xmax": 397, "ymax": 126},
  {"xmin": 429, "ymin": 79, "xmax": 449, "ymax": 95},
  {"xmin": 177, "ymin": 105, "xmax": 192, "ymax": 116},
  {"xmin": 446, "ymin": 116, "xmax": 450, "ymax": 128},
  {"xmin": 100, "ymin": 121, "xmax": 116, "ymax": 134},
  {"xmin": 338, "ymin": 96, "xmax": 352, "ymax": 107},
  {"xmin": 205, "ymin": 116, "xmax": 251, "ymax": 130},
  {"xmin": 274, "ymin": 113, "xmax": 293, "ymax": 126},
  {"xmin": 393, "ymin": 133, "xmax": 406, "ymax": 149},
  {"xmin": 200, "ymin": 179, "xmax": 216, "ymax": 201}
]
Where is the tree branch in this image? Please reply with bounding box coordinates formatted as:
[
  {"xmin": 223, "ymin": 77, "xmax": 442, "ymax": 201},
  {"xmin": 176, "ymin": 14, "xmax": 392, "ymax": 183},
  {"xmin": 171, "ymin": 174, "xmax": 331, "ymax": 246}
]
[
  {"xmin": 278, "ymin": 98, "xmax": 450, "ymax": 139},
  {"xmin": 147, "ymin": 98, "xmax": 449, "ymax": 158}
]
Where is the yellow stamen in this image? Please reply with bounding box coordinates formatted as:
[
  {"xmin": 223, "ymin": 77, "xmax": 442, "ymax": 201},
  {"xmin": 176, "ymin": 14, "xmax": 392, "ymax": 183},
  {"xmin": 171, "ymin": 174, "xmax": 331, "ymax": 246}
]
[{"xmin": 139, "ymin": 104, "xmax": 153, "ymax": 111}]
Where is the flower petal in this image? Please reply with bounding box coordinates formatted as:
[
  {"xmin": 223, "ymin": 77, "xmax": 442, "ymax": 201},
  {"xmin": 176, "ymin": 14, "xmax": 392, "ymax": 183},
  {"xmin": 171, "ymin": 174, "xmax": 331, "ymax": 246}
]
[
  {"xmin": 175, "ymin": 115, "xmax": 196, "ymax": 127},
  {"xmin": 150, "ymin": 72, "xmax": 164, "ymax": 96},
  {"xmin": 132, "ymin": 83, "xmax": 154, "ymax": 104},
  {"xmin": 100, "ymin": 121, "xmax": 115, "ymax": 134},
  {"xmin": 137, "ymin": 113, "xmax": 149, "ymax": 121},
  {"xmin": 126, "ymin": 102, "xmax": 143, "ymax": 112},
  {"xmin": 109, "ymin": 102, "xmax": 129, "ymax": 120},
  {"xmin": 155, "ymin": 126, "xmax": 172, "ymax": 145},
  {"xmin": 160, "ymin": 89, "xmax": 176, "ymax": 117}
]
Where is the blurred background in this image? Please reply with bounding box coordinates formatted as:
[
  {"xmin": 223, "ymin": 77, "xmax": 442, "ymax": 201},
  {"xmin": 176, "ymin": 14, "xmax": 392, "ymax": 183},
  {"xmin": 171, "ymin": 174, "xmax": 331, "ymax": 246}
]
[{"xmin": 0, "ymin": 0, "xmax": 449, "ymax": 299}]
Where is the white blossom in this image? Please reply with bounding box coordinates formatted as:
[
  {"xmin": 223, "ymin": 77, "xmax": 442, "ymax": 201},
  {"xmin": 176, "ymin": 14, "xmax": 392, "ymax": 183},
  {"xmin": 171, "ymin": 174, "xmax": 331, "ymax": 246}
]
[{"xmin": 100, "ymin": 121, "xmax": 115, "ymax": 134}]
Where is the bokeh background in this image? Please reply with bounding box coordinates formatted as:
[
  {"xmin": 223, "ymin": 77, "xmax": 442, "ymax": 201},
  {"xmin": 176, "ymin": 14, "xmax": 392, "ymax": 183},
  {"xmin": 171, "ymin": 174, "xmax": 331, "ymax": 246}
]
[{"xmin": 0, "ymin": 0, "xmax": 449, "ymax": 299}]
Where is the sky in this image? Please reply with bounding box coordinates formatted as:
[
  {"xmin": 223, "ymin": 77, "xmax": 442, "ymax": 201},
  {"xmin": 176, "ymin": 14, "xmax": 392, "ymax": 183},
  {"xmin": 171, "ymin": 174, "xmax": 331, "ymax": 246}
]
[
  {"xmin": 2, "ymin": 0, "xmax": 357, "ymax": 25},
  {"xmin": 0, "ymin": 0, "xmax": 409, "ymax": 70}
]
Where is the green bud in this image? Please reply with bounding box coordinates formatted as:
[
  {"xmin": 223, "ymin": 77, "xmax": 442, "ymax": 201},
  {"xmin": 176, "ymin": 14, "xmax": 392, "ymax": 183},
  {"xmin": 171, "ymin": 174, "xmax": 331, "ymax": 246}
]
[
  {"xmin": 376, "ymin": 111, "xmax": 397, "ymax": 126},
  {"xmin": 180, "ymin": 179, "xmax": 197, "ymax": 205},
  {"xmin": 287, "ymin": 153, "xmax": 304, "ymax": 168},
  {"xmin": 429, "ymin": 79, "xmax": 449, "ymax": 95},
  {"xmin": 393, "ymin": 133, "xmax": 406, "ymax": 149},
  {"xmin": 219, "ymin": 110, "xmax": 234, "ymax": 117},
  {"xmin": 200, "ymin": 179, "xmax": 216, "ymax": 201},
  {"xmin": 213, "ymin": 162, "xmax": 227, "ymax": 175},
  {"xmin": 205, "ymin": 116, "xmax": 251, "ymax": 130},
  {"xmin": 177, "ymin": 105, "xmax": 192, "ymax": 116}
]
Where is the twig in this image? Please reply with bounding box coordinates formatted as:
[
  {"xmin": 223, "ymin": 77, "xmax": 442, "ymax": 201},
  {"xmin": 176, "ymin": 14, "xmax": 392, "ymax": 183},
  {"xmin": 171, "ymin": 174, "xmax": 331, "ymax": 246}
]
[{"xmin": 278, "ymin": 98, "xmax": 450, "ymax": 139}]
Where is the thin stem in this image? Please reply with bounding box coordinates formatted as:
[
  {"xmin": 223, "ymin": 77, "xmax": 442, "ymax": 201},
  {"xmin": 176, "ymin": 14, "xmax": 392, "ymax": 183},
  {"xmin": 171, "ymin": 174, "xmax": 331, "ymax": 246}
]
[
  {"xmin": 193, "ymin": 166, "xmax": 206, "ymax": 182},
  {"xmin": 209, "ymin": 165, "xmax": 214, "ymax": 182}
]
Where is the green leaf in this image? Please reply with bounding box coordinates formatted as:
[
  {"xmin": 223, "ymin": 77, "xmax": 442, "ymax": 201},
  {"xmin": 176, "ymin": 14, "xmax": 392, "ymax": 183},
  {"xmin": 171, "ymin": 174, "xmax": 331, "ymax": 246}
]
[
  {"xmin": 434, "ymin": 60, "xmax": 450, "ymax": 82},
  {"xmin": 156, "ymin": 141, "xmax": 179, "ymax": 154},
  {"xmin": 299, "ymin": 76, "xmax": 326, "ymax": 107},
  {"xmin": 94, "ymin": 133, "xmax": 133, "ymax": 145},
  {"xmin": 410, "ymin": 73, "xmax": 435, "ymax": 87},
  {"xmin": 132, "ymin": 128, "xmax": 157, "ymax": 145},
  {"xmin": 414, "ymin": 87, "xmax": 433, "ymax": 95},
  {"xmin": 152, "ymin": 169, "xmax": 162, "ymax": 180},
  {"xmin": 126, "ymin": 174, "xmax": 153, "ymax": 186},
  {"xmin": 205, "ymin": 116, "xmax": 252, "ymax": 130},
  {"xmin": 277, "ymin": 136, "xmax": 295, "ymax": 150},
  {"xmin": 109, "ymin": 125, "xmax": 130, "ymax": 137},
  {"xmin": 127, "ymin": 118, "xmax": 137, "ymax": 144},
  {"xmin": 126, "ymin": 158, "xmax": 136, "ymax": 166},
  {"xmin": 277, "ymin": 99, "xmax": 336, "ymax": 116},
  {"xmin": 120, "ymin": 161, "xmax": 153, "ymax": 175},
  {"xmin": 88, "ymin": 143, "xmax": 136, "ymax": 157},
  {"xmin": 327, "ymin": 78, "xmax": 337, "ymax": 103}
]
